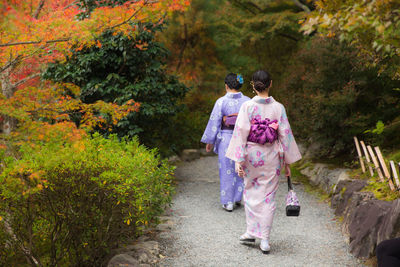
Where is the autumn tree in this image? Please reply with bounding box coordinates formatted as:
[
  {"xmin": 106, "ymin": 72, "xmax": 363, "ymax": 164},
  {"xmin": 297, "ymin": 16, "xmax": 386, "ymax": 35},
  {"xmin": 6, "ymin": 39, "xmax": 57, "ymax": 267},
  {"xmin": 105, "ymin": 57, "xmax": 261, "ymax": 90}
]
[
  {"xmin": 44, "ymin": 23, "xmax": 189, "ymax": 155},
  {"xmin": 0, "ymin": 0, "xmax": 190, "ymax": 138},
  {"xmin": 298, "ymin": 0, "xmax": 400, "ymax": 151},
  {"xmin": 301, "ymin": 0, "xmax": 400, "ymax": 79},
  {"xmin": 275, "ymin": 37, "xmax": 400, "ymax": 157},
  {"xmin": 162, "ymin": 0, "xmax": 315, "ymax": 93}
]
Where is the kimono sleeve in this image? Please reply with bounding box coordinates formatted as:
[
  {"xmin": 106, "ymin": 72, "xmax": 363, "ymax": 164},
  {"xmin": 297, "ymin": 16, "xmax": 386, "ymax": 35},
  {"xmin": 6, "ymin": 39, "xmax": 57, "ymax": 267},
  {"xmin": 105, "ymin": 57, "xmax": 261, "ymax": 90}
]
[
  {"xmin": 278, "ymin": 105, "xmax": 302, "ymax": 164},
  {"xmin": 200, "ymin": 99, "xmax": 223, "ymax": 144},
  {"xmin": 226, "ymin": 103, "xmax": 251, "ymax": 163}
]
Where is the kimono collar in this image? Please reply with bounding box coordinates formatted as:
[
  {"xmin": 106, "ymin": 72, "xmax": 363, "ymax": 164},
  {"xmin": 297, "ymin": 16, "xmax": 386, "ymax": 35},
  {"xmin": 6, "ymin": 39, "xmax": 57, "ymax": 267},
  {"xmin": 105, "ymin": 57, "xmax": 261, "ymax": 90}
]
[
  {"xmin": 226, "ymin": 92, "xmax": 243, "ymax": 99},
  {"xmin": 252, "ymin": 96, "xmax": 275, "ymax": 104}
]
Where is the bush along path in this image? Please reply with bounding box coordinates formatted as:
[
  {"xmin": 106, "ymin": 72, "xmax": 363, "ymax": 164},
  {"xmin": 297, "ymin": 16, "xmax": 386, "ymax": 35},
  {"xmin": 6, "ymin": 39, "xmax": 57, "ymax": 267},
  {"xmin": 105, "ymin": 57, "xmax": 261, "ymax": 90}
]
[{"xmin": 157, "ymin": 156, "xmax": 365, "ymax": 266}]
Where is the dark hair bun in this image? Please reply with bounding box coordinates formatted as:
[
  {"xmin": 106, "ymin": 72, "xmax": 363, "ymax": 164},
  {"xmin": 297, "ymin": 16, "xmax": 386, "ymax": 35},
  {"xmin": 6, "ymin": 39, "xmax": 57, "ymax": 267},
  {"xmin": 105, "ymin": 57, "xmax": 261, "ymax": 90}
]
[
  {"xmin": 225, "ymin": 73, "xmax": 242, "ymax": 90},
  {"xmin": 254, "ymin": 81, "xmax": 266, "ymax": 91},
  {"xmin": 252, "ymin": 70, "xmax": 271, "ymax": 92}
]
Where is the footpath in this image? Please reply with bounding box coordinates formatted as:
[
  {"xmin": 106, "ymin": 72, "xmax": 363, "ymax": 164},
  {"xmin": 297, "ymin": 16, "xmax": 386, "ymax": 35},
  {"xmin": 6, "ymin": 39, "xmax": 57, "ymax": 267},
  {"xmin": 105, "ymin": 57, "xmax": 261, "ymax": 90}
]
[{"xmin": 157, "ymin": 156, "xmax": 365, "ymax": 266}]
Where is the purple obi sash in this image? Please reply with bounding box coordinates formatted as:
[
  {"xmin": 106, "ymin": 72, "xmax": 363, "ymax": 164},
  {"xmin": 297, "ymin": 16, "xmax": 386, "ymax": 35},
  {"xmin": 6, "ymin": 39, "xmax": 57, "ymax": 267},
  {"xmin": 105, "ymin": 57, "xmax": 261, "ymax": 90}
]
[
  {"xmin": 221, "ymin": 113, "xmax": 238, "ymax": 130},
  {"xmin": 247, "ymin": 118, "xmax": 279, "ymax": 144}
]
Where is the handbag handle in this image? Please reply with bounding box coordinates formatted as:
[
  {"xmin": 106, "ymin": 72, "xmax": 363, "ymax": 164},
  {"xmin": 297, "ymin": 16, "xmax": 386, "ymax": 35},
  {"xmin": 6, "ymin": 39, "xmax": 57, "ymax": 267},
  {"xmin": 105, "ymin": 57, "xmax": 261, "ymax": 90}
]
[{"xmin": 287, "ymin": 176, "xmax": 293, "ymax": 191}]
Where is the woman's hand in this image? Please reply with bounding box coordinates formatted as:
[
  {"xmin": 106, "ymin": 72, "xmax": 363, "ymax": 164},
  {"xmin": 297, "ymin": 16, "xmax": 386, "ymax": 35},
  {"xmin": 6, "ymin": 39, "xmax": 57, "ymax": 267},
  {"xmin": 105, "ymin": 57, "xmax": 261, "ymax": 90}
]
[
  {"xmin": 285, "ymin": 163, "xmax": 291, "ymax": 177},
  {"xmin": 206, "ymin": 144, "xmax": 214, "ymax": 152},
  {"xmin": 235, "ymin": 162, "xmax": 245, "ymax": 178}
]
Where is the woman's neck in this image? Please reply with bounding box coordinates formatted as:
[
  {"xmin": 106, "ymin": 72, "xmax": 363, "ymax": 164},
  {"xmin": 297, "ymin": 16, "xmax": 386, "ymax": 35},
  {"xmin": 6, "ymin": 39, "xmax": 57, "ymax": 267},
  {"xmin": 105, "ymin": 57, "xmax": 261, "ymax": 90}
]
[
  {"xmin": 257, "ymin": 91, "xmax": 269, "ymax": 98},
  {"xmin": 226, "ymin": 88, "xmax": 239, "ymax": 94}
]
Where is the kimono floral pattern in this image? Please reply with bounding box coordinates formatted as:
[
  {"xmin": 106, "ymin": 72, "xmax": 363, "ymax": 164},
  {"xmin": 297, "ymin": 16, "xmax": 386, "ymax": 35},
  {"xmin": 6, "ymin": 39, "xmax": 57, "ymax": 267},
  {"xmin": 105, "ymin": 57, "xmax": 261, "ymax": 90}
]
[
  {"xmin": 251, "ymin": 178, "xmax": 260, "ymax": 189},
  {"xmin": 201, "ymin": 92, "xmax": 250, "ymax": 205},
  {"xmin": 226, "ymin": 96, "xmax": 301, "ymax": 240},
  {"xmin": 247, "ymin": 148, "xmax": 266, "ymax": 168}
]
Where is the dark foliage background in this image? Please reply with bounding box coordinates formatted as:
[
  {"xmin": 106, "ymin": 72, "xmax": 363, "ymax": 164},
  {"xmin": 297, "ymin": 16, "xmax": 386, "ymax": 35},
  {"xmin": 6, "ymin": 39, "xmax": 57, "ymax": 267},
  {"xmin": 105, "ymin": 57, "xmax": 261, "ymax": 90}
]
[
  {"xmin": 276, "ymin": 38, "xmax": 400, "ymax": 158},
  {"xmin": 161, "ymin": 0, "xmax": 400, "ymax": 160},
  {"xmin": 44, "ymin": 23, "xmax": 189, "ymax": 156}
]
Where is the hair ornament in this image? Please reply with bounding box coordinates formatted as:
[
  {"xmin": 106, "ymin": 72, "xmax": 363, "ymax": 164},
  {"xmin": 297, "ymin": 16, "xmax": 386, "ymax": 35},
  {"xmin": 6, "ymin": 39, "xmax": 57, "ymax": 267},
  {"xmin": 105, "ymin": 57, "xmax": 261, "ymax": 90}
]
[{"xmin": 236, "ymin": 74, "xmax": 244, "ymax": 85}]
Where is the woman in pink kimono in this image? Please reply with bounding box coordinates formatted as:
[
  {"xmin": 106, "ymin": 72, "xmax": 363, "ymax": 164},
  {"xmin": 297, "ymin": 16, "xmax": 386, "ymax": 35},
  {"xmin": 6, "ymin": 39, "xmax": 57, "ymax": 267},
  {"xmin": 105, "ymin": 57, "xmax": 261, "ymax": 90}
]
[{"xmin": 226, "ymin": 70, "xmax": 302, "ymax": 254}]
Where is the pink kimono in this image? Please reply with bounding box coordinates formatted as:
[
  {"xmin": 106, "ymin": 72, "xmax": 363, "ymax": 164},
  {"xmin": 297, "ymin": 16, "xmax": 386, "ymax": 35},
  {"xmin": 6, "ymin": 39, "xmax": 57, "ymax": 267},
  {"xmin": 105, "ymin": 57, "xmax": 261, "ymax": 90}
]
[{"xmin": 226, "ymin": 96, "xmax": 301, "ymax": 240}]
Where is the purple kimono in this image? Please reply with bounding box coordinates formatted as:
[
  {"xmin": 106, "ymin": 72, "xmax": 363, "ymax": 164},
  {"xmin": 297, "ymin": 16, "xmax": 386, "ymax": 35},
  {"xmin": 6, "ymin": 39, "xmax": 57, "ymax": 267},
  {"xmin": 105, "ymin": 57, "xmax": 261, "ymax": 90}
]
[{"xmin": 201, "ymin": 92, "xmax": 250, "ymax": 205}]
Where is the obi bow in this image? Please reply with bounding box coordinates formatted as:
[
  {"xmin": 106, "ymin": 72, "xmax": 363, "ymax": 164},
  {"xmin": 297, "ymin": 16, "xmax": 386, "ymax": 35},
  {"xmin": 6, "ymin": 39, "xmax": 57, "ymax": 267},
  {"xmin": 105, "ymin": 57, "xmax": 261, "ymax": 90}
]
[{"xmin": 247, "ymin": 118, "xmax": 279, "ymax": 145}]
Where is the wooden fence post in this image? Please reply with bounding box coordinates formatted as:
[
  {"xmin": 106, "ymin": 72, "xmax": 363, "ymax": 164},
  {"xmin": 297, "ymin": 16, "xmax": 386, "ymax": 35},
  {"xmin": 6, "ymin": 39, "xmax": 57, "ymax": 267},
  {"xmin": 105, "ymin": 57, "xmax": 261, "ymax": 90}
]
[
  {"xmin": 353, "ymin": 137, "xmax": 366, "ymax": 173},
  {"xmin": 360, "ymin": 141, "xmax": 374, "ymax": 177},
  {"xmin": 375, "ymin": 147, "xmax": 395, "ymax": 191},
  {"xmin": 367, "ymin": 145, "xmax": 384, "ymax": 182},
  {"xmin": 398, "ymin": 163, "xmax": 400, "ymax": 188},
  {"xmin": 390, "ymin": 161, "xmax": 400, "ymax": 190}
]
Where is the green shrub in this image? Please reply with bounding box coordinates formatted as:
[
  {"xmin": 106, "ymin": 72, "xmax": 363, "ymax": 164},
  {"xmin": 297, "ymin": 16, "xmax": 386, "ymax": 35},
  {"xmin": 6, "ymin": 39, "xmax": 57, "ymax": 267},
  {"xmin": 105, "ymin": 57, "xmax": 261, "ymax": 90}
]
[{"xmin": 0, "ymin": 134, "xmax": 174, "ymax": 266}]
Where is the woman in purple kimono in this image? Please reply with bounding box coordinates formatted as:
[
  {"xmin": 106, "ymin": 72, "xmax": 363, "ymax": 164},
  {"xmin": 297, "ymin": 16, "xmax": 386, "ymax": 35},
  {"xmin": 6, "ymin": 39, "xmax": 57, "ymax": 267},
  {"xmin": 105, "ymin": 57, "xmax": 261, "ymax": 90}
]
[
  {"xmin": 226, "ymin": 70, "xmax": 301, "ymax": 254},
  {"xmin": 201, "ymin": 73, "xmax": 250, "ymax": 212}
]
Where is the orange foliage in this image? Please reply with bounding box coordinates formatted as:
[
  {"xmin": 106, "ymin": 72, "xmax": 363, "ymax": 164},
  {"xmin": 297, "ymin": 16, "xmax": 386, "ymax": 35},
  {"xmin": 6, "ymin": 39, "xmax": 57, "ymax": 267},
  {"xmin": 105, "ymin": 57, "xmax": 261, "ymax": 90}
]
[
  {"xmin": 0, "ymin": 82, "xmax": 140, "ymax": 143},
  {"xmin": 1, "ymin": 0, "xmax": 190, "ymax": 90},
  {"xmin": 0, "ymin": 0, "xmax": 190, "ymax": 144},
  {"xmin": 0, "ymin": 0, "xmax": 190, "ymax": 65}
]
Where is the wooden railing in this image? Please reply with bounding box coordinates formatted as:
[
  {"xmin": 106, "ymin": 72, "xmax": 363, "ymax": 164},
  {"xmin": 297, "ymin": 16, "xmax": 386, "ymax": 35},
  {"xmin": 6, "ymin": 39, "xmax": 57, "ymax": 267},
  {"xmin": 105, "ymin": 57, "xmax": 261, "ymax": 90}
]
[{"xmin": 354, "ymin": 136, "xmax": 400, "ymax": 191}]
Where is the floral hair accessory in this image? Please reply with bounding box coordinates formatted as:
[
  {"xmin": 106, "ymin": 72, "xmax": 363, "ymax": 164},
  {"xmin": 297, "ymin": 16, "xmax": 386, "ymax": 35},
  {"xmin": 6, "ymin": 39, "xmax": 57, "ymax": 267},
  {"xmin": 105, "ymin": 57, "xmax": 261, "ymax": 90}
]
[{"xmin": 236, "ymin": 74, "xmax": 244, "ymax": 85}]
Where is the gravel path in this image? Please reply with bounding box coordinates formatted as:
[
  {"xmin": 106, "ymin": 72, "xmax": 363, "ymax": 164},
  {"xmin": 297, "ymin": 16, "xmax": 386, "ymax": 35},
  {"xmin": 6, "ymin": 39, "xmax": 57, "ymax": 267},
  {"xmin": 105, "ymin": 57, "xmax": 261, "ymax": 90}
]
[{"xmin": 158, "ymin": 156, "xmax": 365, "ymax": 267}]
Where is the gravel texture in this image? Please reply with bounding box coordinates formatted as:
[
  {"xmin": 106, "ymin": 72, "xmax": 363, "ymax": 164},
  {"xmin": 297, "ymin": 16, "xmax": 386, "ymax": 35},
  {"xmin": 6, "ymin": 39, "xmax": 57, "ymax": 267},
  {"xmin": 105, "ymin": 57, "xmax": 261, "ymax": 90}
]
[{"xmin": 158, "ymin": 156, "xmax": 365, "ymax": 267}]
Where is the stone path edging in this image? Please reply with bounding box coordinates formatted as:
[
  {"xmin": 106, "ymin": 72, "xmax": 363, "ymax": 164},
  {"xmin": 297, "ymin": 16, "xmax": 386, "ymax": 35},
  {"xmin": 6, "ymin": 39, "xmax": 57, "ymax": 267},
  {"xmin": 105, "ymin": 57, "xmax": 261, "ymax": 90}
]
[{"xmin": 298, "ymin": 160, "xmax": 400, "ymax": 260}]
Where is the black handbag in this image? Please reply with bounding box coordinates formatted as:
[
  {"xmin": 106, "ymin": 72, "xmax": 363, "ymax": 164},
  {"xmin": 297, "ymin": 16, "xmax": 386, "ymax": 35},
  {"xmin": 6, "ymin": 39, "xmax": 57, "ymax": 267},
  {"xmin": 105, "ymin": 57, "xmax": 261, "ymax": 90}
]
[{"xmin": 285, "ymin": 176, "xmax": 300, "ymax": 216}]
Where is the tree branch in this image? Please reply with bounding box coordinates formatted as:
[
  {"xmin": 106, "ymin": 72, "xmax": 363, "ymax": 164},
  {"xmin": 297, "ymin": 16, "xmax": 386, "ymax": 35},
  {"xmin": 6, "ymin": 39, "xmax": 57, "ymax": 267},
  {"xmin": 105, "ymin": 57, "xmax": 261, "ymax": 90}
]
[
  {"xmin": 3, "ymin": 216, "xmax": 43, "ymax": 266},
  {"xmin": 292, "ymin": 0, "xmax": 311, "ymax": 13},
  {"xmin": 0, "ymin": 56, "xmax": 22, "ymax": 74},
  {"xmin": 33, "ymin": 0, "xmax": 46, "ymax": 19},
  {"xmin": 63, "ymin": 0, "xmax": 79, "ymax": 10},
  {"xmin": 110, "ymin": 0, "xmax": 150, "ymax": 29},
  {"xmin": 0, "ymin": 38, "xmax": 70, "ymax": 48},
  {"xmin": 11, "ymin": 73, "xmax": 40, "ymax": 89},
  {"xmin": 231, "ymin": 0, "xmax": 256, "ymax": 14},
  {"xmin": 278, "ymin": 32, "xmax": 299, "ymax": 42},
  {"xmin": 245, "ymin": 1, "xmax": 262, "ymax": 12}
]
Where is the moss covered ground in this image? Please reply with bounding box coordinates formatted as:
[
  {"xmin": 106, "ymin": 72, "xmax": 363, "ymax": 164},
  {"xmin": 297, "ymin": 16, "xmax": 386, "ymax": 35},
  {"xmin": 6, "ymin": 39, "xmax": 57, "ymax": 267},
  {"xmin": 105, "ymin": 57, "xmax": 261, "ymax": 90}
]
[
  {"xmin": 291, "ymin": 162, "xmax": 330, "ymax": 202},
  {"xmin": 349, "ymin": 148, "xmax": 400, "ymax": 201}
]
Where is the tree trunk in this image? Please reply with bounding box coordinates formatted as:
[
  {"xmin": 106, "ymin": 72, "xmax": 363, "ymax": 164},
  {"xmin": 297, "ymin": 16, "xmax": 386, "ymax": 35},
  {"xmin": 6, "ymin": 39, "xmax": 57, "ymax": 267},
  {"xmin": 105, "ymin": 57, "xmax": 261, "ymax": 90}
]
[{"xmin": 0, "ymin": 63, "xmax": 17, "ymax": 135}]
